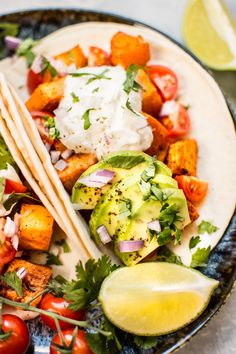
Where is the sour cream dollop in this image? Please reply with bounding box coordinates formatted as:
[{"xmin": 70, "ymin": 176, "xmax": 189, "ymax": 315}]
[{"xmin": 54, "ymin": 66, "xmax": 153, "ymax": 159}]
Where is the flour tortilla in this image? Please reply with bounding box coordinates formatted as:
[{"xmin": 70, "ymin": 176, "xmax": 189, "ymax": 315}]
[{"xmin": 0, "ymin": 22, "xmax": 236, "ymax": 266}]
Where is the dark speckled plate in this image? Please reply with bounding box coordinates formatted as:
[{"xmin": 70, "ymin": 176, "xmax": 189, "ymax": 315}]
[{"xmin": 0, "ymin": 9, "xmax": 235, "ymax": 354}]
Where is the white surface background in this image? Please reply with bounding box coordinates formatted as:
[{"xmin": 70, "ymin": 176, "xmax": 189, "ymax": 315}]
[{"xmin": 0, "ymin": 1, "xmax": 235, "ymax": 353}]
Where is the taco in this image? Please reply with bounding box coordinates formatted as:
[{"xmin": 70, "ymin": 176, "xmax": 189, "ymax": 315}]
[{"xmin": 0, "ymin": 22, "xmax": 235, "ymax": 268}]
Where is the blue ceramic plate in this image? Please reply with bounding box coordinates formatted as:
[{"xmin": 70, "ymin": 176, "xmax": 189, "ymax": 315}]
[{"xmin": 0, "ymin": 9, "xmax": 235, "ymax": 354}]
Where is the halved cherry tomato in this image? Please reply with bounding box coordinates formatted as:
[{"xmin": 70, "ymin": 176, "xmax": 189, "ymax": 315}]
[
  {"xmin": 27, "ymin": 69, "xmax": 44, "ymax": 94},
  {"xmin": 147, "ymin": 65, "xmax": 178, "ymax": 101},
  {"xmin": 5, "ymin": 179, "xmax": 27, "ymax": 194},
  {"xmin": 160, "ymin": 103, "xmax": 190, "ymax": 138},
  {"xmin": 30, "ymin": 110, "xmax": 55, "ymax": 144},
  {"xmin": 50, "ymin": 329, "xmax": 92, "ymax": 354},
  {"xmin": 88, "ymin": 46, "xmax": 110, "ymax": 66},
  {"xmin": 40, "ymin": 294, "xmax": 85, "ymax": 331},
  {"xmin": 0, "ymin": 314, "xmax": 30, "ymax": 354},
  {"xmin": 175, "ymin": 175, "xmax": 208, "ymax": 203},
  {"xmin": 0, "ymin": 240, "xmax": 16, "ymax": 265}
]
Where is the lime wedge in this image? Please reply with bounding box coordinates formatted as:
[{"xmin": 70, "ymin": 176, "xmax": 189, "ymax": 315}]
[
  {"xmin": 183, "ymin": 0, "xmax": 236, "ymax": 70},
  {"xmin": 99, "ymin": 262, "xmax": 218, "ymax": 335}
]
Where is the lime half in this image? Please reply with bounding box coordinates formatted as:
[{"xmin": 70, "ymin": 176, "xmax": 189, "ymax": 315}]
[
  {"xmin": 99, "ymin": 262, "xmax": 218, "ymax": 336},
  {"xmin": 183, "ymin": 0, "xmax": 236, "ymax": 70}
]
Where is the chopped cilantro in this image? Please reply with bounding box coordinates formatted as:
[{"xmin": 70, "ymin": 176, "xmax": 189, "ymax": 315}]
[
  {"xmin": 119, "ymin": 198, "xmax": 132, "ymax": 219},
  {"xmin": 0, "ymin": 271, "xmax": 23, "ymax": 297},
  {"xmin": 125, "ymin": 98, "xmax": 141, "ymax": 116},
  {"xmin": 71, "ymin": 92, "xmax": 80, "ymax": 103},
  {"xmin": 138, "ymin": 179, "xmax": 151, "ymax": 199},
  {"xmin": 198, "ymin": 220, "xmax": 218, "ymax": 235},
  {"xmin": 43, "ymin": 115, "xmax": 60, "ymax": 139},
  {"xmin": 190, "ymin": 246, "xmax": 211, "ymax": 268},
  {"xmin": 189, "ymin": 235, "xmax": 201, "ymax": 249},
  {"xmin": 157, "ymin": 227, "xmax": 172, "ymax": 246},
  {"xmin": 41, "ymin": 56, "xmax": 57, "ymax": 78},
  {"xmin": 123, "ymin": 64, "xmax": 142, "ymax": 95},
  {"xmin": 92, "ymin": 87, "xmax": 100, "ymax": 93},
  {"xmin": 69, "ymin": 69, "xmax": 111, "ymax": 85},
  {"xmin": 46, "ymin": 252, "xmax": 63, "ymax": 266},
  {"xmin": 141, "ymin": 157, "xmax": 157, "ymax": 182},
  {"xmin": 82, "ymin": 108, "xmax": 95, "ymax": 130},
  {"xmin": 3, "ymin": 192, "xmax": 39, "ymax": 212},
  {"xmin": 16, "ymin": 38, "xmax": 38, "ymax": 67},
  {"xmin": 150, "ymin": 185, "xmax": 163, "ymax": 201},
  {"xmin": 55, "ymin": 239, "xmax": 71, "ymax": 253},
  {"xmin": 155, "ymin": 246, "xmax": 183, "ymax": 265}
]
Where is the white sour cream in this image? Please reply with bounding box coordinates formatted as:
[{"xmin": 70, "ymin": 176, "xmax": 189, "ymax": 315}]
[{"xmin": 54, "ymin": 66, "xmax": 153, "ymax": 159}]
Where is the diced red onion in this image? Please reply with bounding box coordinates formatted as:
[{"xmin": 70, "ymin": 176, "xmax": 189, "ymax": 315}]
[
  {"xmin": 53, "ymin": 107, "xmax": 67, "ymax": 120},
  {"xmin": 61, "ymin": 149, "xmax": 73, "ymax": 160},
  {"xmin": 4, "ymin": 217, "xmax": 17, "ymax": 237},
  {"xmin": 148, "ymin": 220, "xmax": 161, "ymax": 233},
  {"xmin": 50, "ymin": 150, "xmax": 61, "ymax": 164},
  {"xmin": 13, "ymin": 213, "xmax": 21, "ymax": 230},
  {"xmin": 118, "ymin": 240, "xmax": 144, "ymax": 253},
  {"xmin": 16, "ymin": 267, "xmax": 27, "ymax": 280},
  {"xmin": 31, "ymin": 55, "xmax": 43, "ymax": 74},
  {"xmin": 11, "ymin": 235, "xmax": 19, "ymax": 251},
  {"xmin": 0, "ymin": 203, "xmax": 17, "ymax": 217},
  {"xmin": 5, "ymin": 36, "xmax": 22, "ymax": 51},
  {"xmin": 51, "ymin": 58, "xmax": 68, "ymax": 76},
  {"xmin": 159, "ymin": 100, "xmax": 177, "ymax": 117},
  {"xmin": 78, "ymin": 169, "xmax": 115, "ymax": 188},
  {"xmin": 54, "ymin": 159, "xmax": 68, "ymax": 171},
  {"xmin": 15, "ymin": 250, "xmax": 23, "ymax": 258},
  {"xmin": 97, "ymin": 225, "xmax": 112, "ymax": 244},
  {"xmin": 45, "ymin": 142, "xmax": 52, "ymax": 152}
]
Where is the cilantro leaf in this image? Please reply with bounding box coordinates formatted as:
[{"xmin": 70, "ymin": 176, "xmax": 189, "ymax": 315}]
[
  {"xmin": 150, "ymin": 185, "xmax": 163, "ymax": 201},
  {"xmin": 92, "ymin": 87, "xmax": 100, "ymax": 93},
  {"xmin": 189, "ymin": 235, "xmax": 201, "ymax": 249},
  {"xmin": 55, "ymin": 239, "xmax": 71, "ymax": 253},
  {"xmin": 134, "ymin": 336, "xmax": 158, "ymax": 350},
  {"xmin": 69, "ymin": 69, "xmax": 111, "ymax": 85},
  {"xmin": 43, "ymin": 115, "xmax": 60, "ymax": 139},
  {"xmin": 63, "ymin": 256, "xmax": 119, "ymax": 310},
  {"xmin": 82, "ymin": 108, "xmax": 95, "ymax": 130},
  {"xmin": 105, "ymin": 154, "xmax": 145, "ymax": 169},
  {"xmin": 46, "ymin": 252, "xmax": 63, "ymax": 266},
  {"xmin": 119, "ymin": 198, "xmax": 132, "ymax": 219},
  {"xmin": 155, "ymin": 246, "xmax": 183, "ymax": 265},
  {"xmin": 16, "ymin": 38, "xmax": 38, "ymax": 67},
  {"xmin": 41, "ymin": 56, "xmax": 57, "ymax": 78},
  {"xmin": 123, "ymin": 64, "xmax": 142, "ymax": 95},
  {"xmin": 141, "ymin": 157, "xmax": 156, "ymax": 182},
  {"xmin": 0, "ymin": 177, "xmax": 6, "ymax": 202},
  {"xmin": 0, "ymin": 23, "xmax": 19, "ymax": 58},
  {"xmin": 71, "ymin": 92, "xmax": 80, "ymax": 103},
  {"xmin": 0, "ymin": 136, "xmax": 17, "ymax": 171},
  {"xmin": 3, "ymin": 192, "xmax": 39, "ymax": 212},
  {"xmin": 159, "ymin": 203, "xmax": 182, "ymax": 228},
  {"xmin": 0, "ymin": 271, "xmax": 23, "ymax": 297},
  {"xmin": 157, "ymin": 227, "xmax": 172, "ymax": 246},
  {"xmin": 190, "ymin": 246, "xmax": 211, "ymax": 268},
  {"xmin": 198, "ymin": 220, "xmax": 218, "ymax": 235},
  {"xmin": 125, "ymin": 98, "xmax": 141, "ymax": 116},
  {"xmin": 138, "ymin": 179, "xmax": 151, "ymax": 199}
]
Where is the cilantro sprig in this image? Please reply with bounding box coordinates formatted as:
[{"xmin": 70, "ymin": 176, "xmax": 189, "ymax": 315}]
[
  {"xmin": 123, "ymin": 64, "xmax": 142, "ymax": 95},
  {"xmin": 198, "ymin": 220, "xmax": 218, "ymax": 235},
  {"xmin": 190, "ymin": 246, "xmax": 211, "ymax": 268},
  {"xmin": 41, "ymin": 56, "xmax": 57, "ymax": 78},
  {"xmin": 0, "ymin": 271, "xmax": 23, "ymax": 297}
]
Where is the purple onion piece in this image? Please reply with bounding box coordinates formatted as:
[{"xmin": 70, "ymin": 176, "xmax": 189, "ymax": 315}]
[
  {"xmin": 54, "ymin": 159, "xmax": 68, "ymax": 171},
  {"xmin": 147, "ymin": 220, "xmax": 161, "ymax": 233},
  {"xmin": 159, "ymin": 100, "xmax": 177, "ymax": 117},
  {"xmin": 61, "ymin": 149, "xmax": 73, "ymax": 160},
  {"xmin": 78, "ymin": 169, "xmax": 115, "ymax": 188},
  {"xmin": 118, "ymin": 240, "xmax": 144, "ymax": 253},
  {"xmin": 16, "ymin": 267, "xmax": 27, "ymax": 280},
  {"xmin": 50, "ymin": 150, "xmax": 61, "ymax": 164},
  {"xmin": 97, "ymin": 225, "xmax": 112, "ymax": 244},
  {"xmin": 5, "ymin": 36, "xmax": 22, "ymax": 51}
]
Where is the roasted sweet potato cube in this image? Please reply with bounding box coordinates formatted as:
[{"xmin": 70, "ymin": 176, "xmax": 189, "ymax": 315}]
[
  {"xmin": 111, "ymin": 32, "xmax": 150, "ymax": 68},
  {"xmin": 137, "ymin": 69, "xmax": 162, "ymax": 117},
  {"xmin": 54, "ymin": 45, "xmax": 87, "ymax": 68},
  {"xmin": 19, "ymin": 204, "xmax": 54, "ymax": 251},
  {"xmin": 57, "ymin": 153, "xmax": 97, "ymax": 192},
  {"xmin": 187, "ymin": 200, "xmax": 199, "ymax": 222},
  {"xmin": 167, "ymin": 139, "xmax": 198, "ymax": 176},
  {"xmin": 1, "ymin": 259, "xmax": 52, "ymax": 306},
  {"xmin": 25, "ymin": 77, "xmax": 65, "ymax": 112},
  {"xmin": 144, "ymin": 113, "xmax": 169, "ymax": 162}
]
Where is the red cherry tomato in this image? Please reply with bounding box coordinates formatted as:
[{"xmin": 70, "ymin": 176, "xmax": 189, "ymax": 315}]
[
  {"xmin": 175, "ymin": 175, "xmax": 208, "ymax": 203},
  {"xmin": 88, "ymin": 46, "xmax": 111, "ymax": 66},
  {"xmin": 160, "ymin": 103, "xmax": 190, "ymax": 138},
  {"xmin": 27, "ymin": 69, "xmax": 44, "ymax": 94},
  {"xmin": 0, "ymin": 240, "xmax": 16, "ymax": 265},
  {"xmin": 40, "ymin": 294, "xmax": 85, "ymax": 331},
  {"xmin": 147, "ymin": 65, "xmax": 178, "ymax": 101},
  {"xmin": 0, "ymin": 314, "xmax": 30, "ymax": 354},
  {"xmin": 30, "ymin": 110, "xmax": 55, "ymax": 144},
  {"xmin": 50, "ymin": 329, "xmax": 92, "ymax": 354},
  {"xmin": 5, "ymin": 179, "xmax": 27, "ymax": 194}
]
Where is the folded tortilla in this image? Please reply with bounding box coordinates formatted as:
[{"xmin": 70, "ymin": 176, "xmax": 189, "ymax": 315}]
[{"xmin": 0, "ymin": 22, "xmax": 235, "ymax": 266}]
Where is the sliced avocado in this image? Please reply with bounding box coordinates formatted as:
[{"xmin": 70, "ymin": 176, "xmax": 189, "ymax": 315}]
[
  {"xmin": 152, "ymin": 175, "xmax": 178, "ymax": 189},
  {"xmin": 115, "ymin": 188, "xmax": 190, "ymax": 266},
  {"xmin": 72, "ymin": 151, "xmax": 152, "ymax": 209}
]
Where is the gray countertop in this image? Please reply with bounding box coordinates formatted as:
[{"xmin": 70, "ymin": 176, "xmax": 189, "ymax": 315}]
[{"xmin": 0, "ymin": 1, "xmax": 235, "ymax": 353}]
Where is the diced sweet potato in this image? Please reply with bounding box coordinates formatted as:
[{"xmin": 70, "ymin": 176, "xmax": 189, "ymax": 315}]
[
  {"xmin": 54, "ymin": 45, "xmax": 87, "ymax": 68},
  {"xmin": 111, "ymin": 32, "xmax": 150, "ymax": 68},
  {"xmin": 57, "ymin": 153, "xmax": 97, "ymax": 192},
  {"xmin": 1, "ymin": 259, "xmax": 52, "ymax": 306},
  {"xmin": 187, "ymin": 200, "xmax": 199, "ymax": 222},
  {"xmin": 25, "ymin": 77, "xmax": 65, "ymax": 112},
  {"xmin": 19, "ymin": 204, "xmax": 54, "ymax": 251},
  {"xmin": 137, "ymin": 69, "xmax": 162, "ymax": 117},
  {"xmin": 144, "ymin": 113, "xmax": 169, "ymax": 162},
  {"xmin": 167, "ymin": 139, "xmax": 198, "ymax": 176}
]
